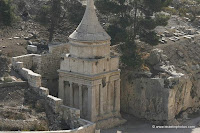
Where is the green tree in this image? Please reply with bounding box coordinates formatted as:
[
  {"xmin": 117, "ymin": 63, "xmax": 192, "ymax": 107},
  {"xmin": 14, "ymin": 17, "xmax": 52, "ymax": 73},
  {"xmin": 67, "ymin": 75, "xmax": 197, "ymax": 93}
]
[
  {"xmin": 36, "ymin": 5, "xmax": 51, "ymax": 25},
  {"xmin": 195, "ymin": 0, "xmax": 200, "ymax": 3},
  {"xmin": 63, "ymin": 0, "xmax": 85, "ymax": 24},
  {"xmin": 0, "ymin": 0, "xmax": 16, "ymax": 26},
  {"xmin": 95, "ymin": 0, "xmax": 171, "ymax": 68},
  {"xmin": 35, "ymin": 0, "xmax": 62, "ymax": 42},
  {"xmin": 17, "ymin": 0, "xmax": 26, "ymax": 12},
  {"xmin": 172, "ymin": 0, "xmax": 200, "ymax": 21},
  {"xmin": 36, "ymin": 0, "xmax": 84, "ymax": 42},
  {"xmin": 49, "ymin": 0, "xmax": 62, "ymax": 42}
]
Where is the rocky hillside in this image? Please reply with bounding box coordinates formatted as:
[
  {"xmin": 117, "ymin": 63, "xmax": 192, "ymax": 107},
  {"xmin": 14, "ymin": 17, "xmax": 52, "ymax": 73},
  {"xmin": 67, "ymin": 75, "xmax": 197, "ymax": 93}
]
[
  {"xmin": 0, "ymin": 0, "xmax": 82, "ymax": 78},
  {"xmin": 0, "ymin": 82, "xmax": 69, "ymax": 131},
  {"xmin": 0, "ymin": 83, "xmax": 48, "ymax": 131},
  {"xmin": 1, "ymin": 0, "xmax": 200, "ymax": 127},
  {"xmin": 119, "ymin": 13, "xmax": 200, "ymax": 125}
]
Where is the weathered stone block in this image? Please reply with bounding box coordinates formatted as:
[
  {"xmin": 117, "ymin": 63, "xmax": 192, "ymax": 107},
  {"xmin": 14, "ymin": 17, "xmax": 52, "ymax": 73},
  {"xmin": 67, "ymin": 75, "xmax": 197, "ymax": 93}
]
[
  {"xmin": 27, "ymin": 71, "xmax": 41, "ymax": 88},
  {"xmin": 47, "ymin": 95, "xmax": 63, "ymax": 113},
  {"xmin": 95, "ymin": 129, "xmax": 100, "ymax": 133},
  {"xmin": 15, "ymin": 62, "xmax": 24, "ymax": 71},
  {"xmin": 27, "ymin": 45, "xmax": 37, "ymax": 53},
  {"xmin": 38, "ymin": 87, "xmax": 49, "ymax": 96}
]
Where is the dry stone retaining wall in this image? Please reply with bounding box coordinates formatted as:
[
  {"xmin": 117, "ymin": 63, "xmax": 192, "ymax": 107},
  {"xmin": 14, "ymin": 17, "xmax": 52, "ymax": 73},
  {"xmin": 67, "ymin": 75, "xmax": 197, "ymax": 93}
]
[
  {"xmin": 12, "ymin": 60, "xmax": 41, "ymax": 88},
  {"xmin": 40, "ymin": 44, "xmax": 69, "ymax": 95},
  {"xmin": 11, "ymin": 44, "xmax": 96, "ymax": 133},
  {"xmin": 12, "ymin": 54, "xmax": 41, "ymax": 71},
  {"xmin": 40, "ymin": 43, "xmax": 69, "ymax": 78},
  {"xmin": 12, "ymin": 44, "xmax": 69, "ymax": 96}
]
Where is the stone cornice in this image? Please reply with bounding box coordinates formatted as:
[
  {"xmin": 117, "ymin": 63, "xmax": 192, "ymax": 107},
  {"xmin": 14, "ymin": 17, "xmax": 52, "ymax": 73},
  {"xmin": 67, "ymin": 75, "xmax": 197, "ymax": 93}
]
[{"xmin": 58, "ymin": 69, "xmax": 120, "ymax": 81}]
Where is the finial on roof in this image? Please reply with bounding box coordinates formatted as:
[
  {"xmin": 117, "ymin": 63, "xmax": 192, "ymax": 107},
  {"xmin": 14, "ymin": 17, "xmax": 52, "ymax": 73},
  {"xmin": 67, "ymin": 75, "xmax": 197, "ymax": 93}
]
[{"xmin": 69, "ymin": 0, "xmax": 111, "ymax": 42}]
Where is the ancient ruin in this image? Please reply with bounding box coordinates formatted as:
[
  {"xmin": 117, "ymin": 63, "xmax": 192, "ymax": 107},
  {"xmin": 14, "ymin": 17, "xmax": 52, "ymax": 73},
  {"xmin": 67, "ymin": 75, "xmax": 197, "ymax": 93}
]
[
  {"xmin": 9, "ymin": 0, "xmax": 125, "ymax": 132},
  {"xmin": 2, "ymin": 0, "xmax": 200, "ymax": 132},
  {"xmin": 58, "ymin": 0, "xmax": 125, "ymax": 128}
]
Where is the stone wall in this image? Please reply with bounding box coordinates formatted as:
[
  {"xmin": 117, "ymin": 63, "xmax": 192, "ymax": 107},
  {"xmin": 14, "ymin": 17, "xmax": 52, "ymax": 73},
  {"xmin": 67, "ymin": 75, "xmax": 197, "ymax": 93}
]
[
  {"xmin": 12, "ymin": 54, "xmax": 41, "ymax": 71},
  {"xmin": 40, "ymin": 43, "xmax": 69, "ymax": 96},
  {"xmin": 41, "ymin": 43, "xmax": 69, "ymax": 78},
  {"xmin": 32, "ymin": 86, "xmax": 95, "ymax": 133},
  {"xmin": 32, "ymin": 86, "xmax": 95, "ymax": 130},
  {"xmin": 40, "ymin": 54, "xmax": 60, "ymax": 95},
  {"xmin": 5, "ymin": 123, "xmax": 96, "ymax": 133},
  {"xmin": 11, "ymin": 50, "xmax": 96, "ymax": 133},
  {"xmin": 12, "ymin": 61, "xmax": 41, "ymax": 88},
  {"xmin": 12, "ymin": 43, "xmax": 69, "ymax": 96}
]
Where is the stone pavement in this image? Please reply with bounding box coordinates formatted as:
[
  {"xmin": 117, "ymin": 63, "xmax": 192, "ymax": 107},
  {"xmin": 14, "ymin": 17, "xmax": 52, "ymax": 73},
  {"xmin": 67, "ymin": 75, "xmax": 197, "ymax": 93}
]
[{"xmin": 102, "ymin": 113, "xmax": 200, "ymax": 133}]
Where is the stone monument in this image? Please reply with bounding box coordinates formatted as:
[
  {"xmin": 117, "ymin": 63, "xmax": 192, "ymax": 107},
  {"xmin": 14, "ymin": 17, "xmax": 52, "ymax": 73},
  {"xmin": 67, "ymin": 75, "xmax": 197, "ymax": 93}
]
[{"xmin": 58, "ymin": 0, "xmax": 125, "ymax": 129}]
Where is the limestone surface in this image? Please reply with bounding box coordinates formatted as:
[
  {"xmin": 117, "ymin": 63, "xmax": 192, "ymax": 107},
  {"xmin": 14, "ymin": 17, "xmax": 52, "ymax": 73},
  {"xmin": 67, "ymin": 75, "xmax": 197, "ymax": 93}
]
[{"xmin": 69, "ymin": 0, "xmax": 110, "ymax": 42}]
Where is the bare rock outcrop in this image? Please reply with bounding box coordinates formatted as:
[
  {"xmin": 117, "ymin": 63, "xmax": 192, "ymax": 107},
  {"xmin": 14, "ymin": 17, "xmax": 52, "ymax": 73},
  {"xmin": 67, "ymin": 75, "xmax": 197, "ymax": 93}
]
[
  {"xmin": 146, "ymin": 48, "xmax": 184, "ymax": 77},
  {"xmin": 121, "ymin": 47, "xmax": 200, "ymax": 125}
]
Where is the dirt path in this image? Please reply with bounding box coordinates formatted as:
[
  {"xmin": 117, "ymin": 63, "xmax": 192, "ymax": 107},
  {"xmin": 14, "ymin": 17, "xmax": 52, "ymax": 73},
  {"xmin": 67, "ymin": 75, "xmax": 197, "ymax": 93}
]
[{"xmin": 102, "ymin": 113, "xmax": 200, "ymax": 133}]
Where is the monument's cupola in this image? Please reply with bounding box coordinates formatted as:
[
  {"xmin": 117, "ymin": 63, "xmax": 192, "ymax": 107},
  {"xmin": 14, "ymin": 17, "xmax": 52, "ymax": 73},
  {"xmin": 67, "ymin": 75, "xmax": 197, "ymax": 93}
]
[
  {"xmin": 69, "ymin": 0, "xmax": 111, "ymax": 43},
  {"xmin": 68, "ymin": 0, "xmax": 111, "ymax": 59}
]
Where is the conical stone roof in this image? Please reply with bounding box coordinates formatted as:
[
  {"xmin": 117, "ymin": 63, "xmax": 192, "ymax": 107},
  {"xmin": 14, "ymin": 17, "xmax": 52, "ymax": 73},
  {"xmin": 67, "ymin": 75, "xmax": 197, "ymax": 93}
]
[{"xmin": 69, "ymin": 0, "xmax": 111, "ymax": 42}]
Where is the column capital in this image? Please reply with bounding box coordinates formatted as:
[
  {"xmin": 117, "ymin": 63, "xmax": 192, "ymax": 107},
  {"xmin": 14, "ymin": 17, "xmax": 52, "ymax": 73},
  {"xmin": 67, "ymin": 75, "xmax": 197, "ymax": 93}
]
[
  {"xmin": 87, "ymin": 85, "xmax": 93, "ymax": 89},
  {"xmin": 87, "ymin": 85, "xmax": 100, "ymax": 89},
  {"xmin": 106, "ymin": 81, "xmax": 110, "ymax": 84},
  {"xmin": 78, "ymin": 84, "xmax": 83, "ymax": 87}
]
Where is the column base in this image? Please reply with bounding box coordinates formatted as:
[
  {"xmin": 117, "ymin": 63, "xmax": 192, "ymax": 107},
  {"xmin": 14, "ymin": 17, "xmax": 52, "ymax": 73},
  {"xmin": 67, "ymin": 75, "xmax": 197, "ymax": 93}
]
[{"xmin": 95, "ymin": 116, "xmax": 127, "ymax": 129}]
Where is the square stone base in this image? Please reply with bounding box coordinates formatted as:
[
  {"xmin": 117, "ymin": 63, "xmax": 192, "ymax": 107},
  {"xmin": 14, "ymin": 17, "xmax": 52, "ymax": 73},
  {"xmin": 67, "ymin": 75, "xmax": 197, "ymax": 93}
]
[{"xmin": 96, "ymin": 116, "xmax": 127, "ymax": 129}]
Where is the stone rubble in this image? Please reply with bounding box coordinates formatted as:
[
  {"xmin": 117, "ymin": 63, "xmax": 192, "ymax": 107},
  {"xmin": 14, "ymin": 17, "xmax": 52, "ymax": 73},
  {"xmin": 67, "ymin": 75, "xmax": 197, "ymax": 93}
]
[{"xmin": 155, "ymin": 15, "xmax": 200, "ymax": 44}]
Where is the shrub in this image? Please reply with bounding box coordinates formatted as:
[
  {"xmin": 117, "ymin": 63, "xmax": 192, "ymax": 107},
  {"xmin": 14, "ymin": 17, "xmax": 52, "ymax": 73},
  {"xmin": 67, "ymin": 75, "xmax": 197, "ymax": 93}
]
[
  {"xmin": 35, "ymin": 5, "xmax": 51, "ymax": 25},
  {"xmin": 155, "ymin": 13, "xmax": 170, "ymax": 26},
  {"xmin": 32, "ymin": 123, "xmax": 47, "ymax": 131},
  {"xmin": 178, "ymin": 7, "xmax": 188, "ymax": 17},
  {"xmin": 64, "ymin": 0, "xmax": 85, "ymax": 24},
  {"xmin": 107, "ymin": 25, "xmax": 127, "ymax": 45},
  {"xmin": 0, "ymin": 0, "xmax": 17, "ymax": 26},
  {"xmin": 120, "ymin": 40, "xmax": 143, "ymax": 69},
  {"xmin": 195, "ymin": 0, "xmax": 200, "ymax": 3},
  {"xmin": 17, "ymin": 0, "xmax": 26, "ymax": 12},
  {"xmin": 163, "ymin": 7, "xmax": 177, "ymax": 15}
]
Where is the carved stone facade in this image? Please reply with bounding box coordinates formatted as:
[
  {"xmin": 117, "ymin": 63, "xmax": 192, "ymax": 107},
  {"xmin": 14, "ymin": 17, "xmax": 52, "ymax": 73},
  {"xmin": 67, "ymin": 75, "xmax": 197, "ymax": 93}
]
[{"xmin": 58, "ymin": 0, "xmax": 125, "ymax": 129}]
